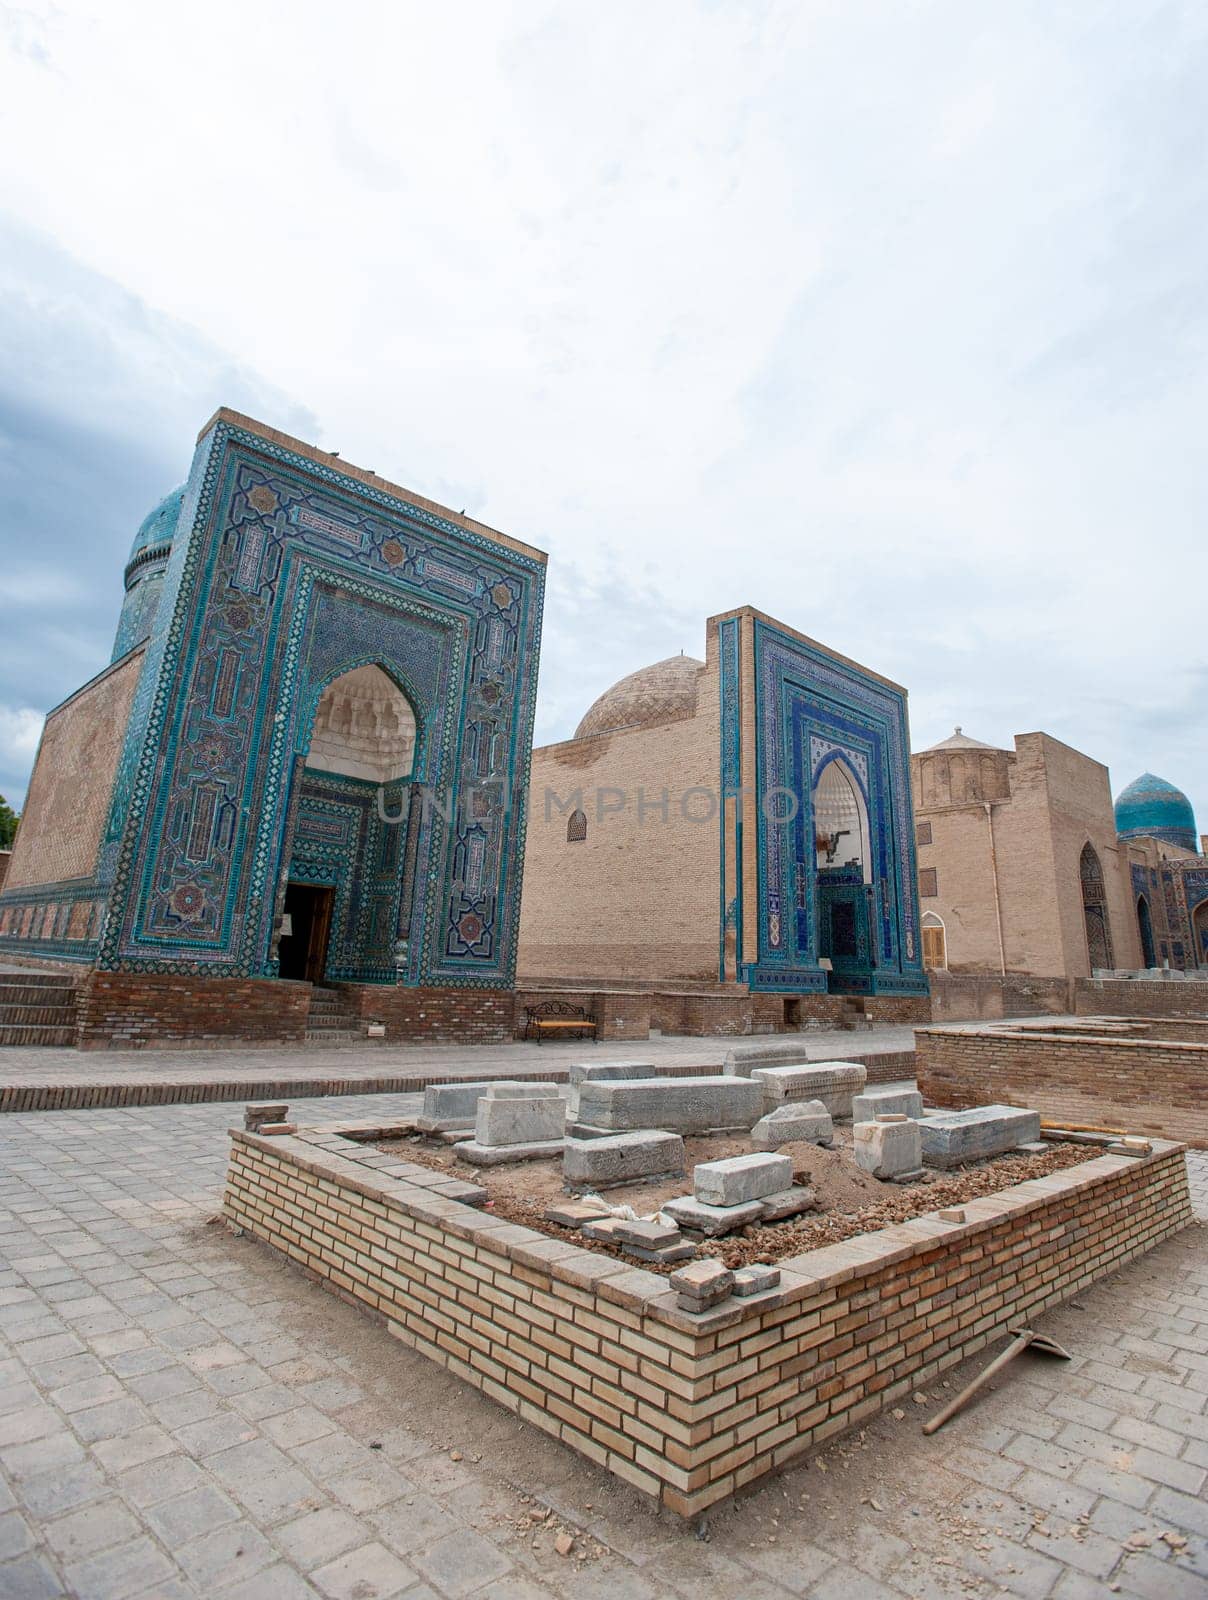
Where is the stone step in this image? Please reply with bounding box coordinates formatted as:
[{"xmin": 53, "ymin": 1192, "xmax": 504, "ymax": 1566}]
[
  {"xmin": 0, "ymin": 981, "xmax": 78, "ymax": 1006},
  {"xmin": 0, "ymin": 1004, "xmax": 78, "ymax": 1027},
  {"xmin": 0, "ymin": 971, "xmax": 75, "ymax": 987},
  {"xmin": 304, "ymin": 1031, "xmax": 369, "ymax": 1046},
  {"xmin": 0, "ymin": 1024, "xmax": 77, "ymax": 1047}
]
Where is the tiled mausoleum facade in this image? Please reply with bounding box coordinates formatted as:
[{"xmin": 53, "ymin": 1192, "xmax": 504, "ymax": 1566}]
[
  {"xmin": 0, "ymin": 411, "xmax": 546, "ymax": 1041},
  {"xmin": 518, "ymin": 607, "xmax": 928, "ymax": 1014}
]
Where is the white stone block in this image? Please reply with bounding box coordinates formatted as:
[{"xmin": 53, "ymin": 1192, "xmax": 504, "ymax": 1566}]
[
  {"xmin": 475, "ymin": 1089, "xmax": 566, "ymax": 1147},
  {"xmin": 694, "ymin": 1152, "xmax": 792, "ymax": 1206},
  {"xmin": 852, "ymin": 1118, "xmax": 923, "ymax": 1180},
  {"xmin": 851, "ymin": 1088, "xmax": 924, "ymax": 1123}
]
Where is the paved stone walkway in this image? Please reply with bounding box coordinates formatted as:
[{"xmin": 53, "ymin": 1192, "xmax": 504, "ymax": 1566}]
[
  {"xmin": 0, "ymin": 1029, "xmax": 917, "ymax": 1111},
  {"xmin": 0, "ymin": 1095, "xmax": 1204, "ymax": 1599}
]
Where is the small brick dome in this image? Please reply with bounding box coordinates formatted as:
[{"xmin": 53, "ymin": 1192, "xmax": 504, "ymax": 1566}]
[{"xmin": 575, "ymin": 654, "xmax": 704, "ymax": 739}]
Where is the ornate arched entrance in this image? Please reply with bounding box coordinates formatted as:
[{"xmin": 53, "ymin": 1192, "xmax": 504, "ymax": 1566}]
[{"xmin": 277, "ymin": 664, "xmax": 422, "ymax": 983}]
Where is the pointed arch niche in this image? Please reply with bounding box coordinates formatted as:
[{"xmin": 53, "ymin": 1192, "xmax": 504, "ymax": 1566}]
[
  {"xmin": 1079, "ymin": 843, "xmax": 1114, "ymax": 972},
  {"xmin": 1137, "ymin": 894, "xmax": 1157, "ymax": 969},
  {"xmin": 813, "ymin": 757, "xmax": 872, "ymax": 883}
]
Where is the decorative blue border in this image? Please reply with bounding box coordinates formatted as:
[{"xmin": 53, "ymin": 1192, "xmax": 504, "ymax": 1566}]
[
  {"xmin": 746, "ymin": 619, "xmax": 926, "ymax": 997},
  {"xmin": 90, "ymin": 419, "xmax": 544, "ymax": 987},
  {"xmin": 717, "ymin": 615, "xmax": 743, "ymax": 980}
]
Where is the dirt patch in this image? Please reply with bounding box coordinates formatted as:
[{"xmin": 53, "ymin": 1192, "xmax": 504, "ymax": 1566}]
[{"xmin": 372, "ymin": 1130, "xmax": 1094, "ymax": 1270}]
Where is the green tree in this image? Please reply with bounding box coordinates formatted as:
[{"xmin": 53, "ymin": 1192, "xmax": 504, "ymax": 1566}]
[{"xmin": 0, "ymin": 794, "xmax": 19, "ymax": 851}]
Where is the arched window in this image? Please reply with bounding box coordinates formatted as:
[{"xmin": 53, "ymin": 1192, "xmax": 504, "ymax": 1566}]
[
  {"xmin": 1137, "ymin": 894, "xmax": 1156, "ymax": 968},
  {"xmin": 567, "ymin": 809, "xmax": 587, "ymax": 843},
  {"xmin": 1079, "ymin": 843, "xmax": 1114, "ymax": 971},
  {"xmin": 921, "ymin": 911, "xmax": 947, "ymax": 970}
]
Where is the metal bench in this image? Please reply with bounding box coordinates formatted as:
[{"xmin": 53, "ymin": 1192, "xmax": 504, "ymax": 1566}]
[{"xmin": 523, "ymin": 1001, "xmax": 598, "ymax": 1044}]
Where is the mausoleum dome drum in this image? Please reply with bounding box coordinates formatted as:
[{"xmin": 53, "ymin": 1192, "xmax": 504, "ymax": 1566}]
[
  {"xmin": 1114, "ymin": 772, "xmax": 1198, "ymax": 851},
  {"xmin": 125, "ymin": 485, "xmax": 185, "ymax": 575},
  {"xmin": 111, "ymin": 484, "xmax": 186, "ymax": 662},
  {"xmin": 575, "ymin": 654, "xmax": 704, "ymax": 739}
]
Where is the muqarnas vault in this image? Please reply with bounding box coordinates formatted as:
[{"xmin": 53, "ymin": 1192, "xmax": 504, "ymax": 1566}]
[{"xmin": 0, "ymin": 412, "xmax": 546, "ymax": 1043}]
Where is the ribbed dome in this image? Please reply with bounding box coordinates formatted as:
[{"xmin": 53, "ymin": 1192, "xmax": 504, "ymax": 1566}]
[
  {"xmin": 126, "ymin": 486, "xmax": 185, "ymax": 573},
  {"xmin": 575, "ymin": 655, "xmax": 704, "ymax": 739},
  {"xmin": 1114, "ymin": 772, "xmax": 1197, "ymax": 851}
]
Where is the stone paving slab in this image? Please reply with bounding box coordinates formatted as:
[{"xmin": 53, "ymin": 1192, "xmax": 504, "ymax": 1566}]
[{"xmin": 0, "ymin": 1092, "xmax": 1204, "ymax": 1598}]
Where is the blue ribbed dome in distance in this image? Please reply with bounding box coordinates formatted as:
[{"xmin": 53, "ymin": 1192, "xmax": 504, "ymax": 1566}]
[
  {"xmin": 127, "ymin": 485, "xmax": 185, "ymax": 569},
  {"xmin": 111, "ymin": 485, "xmax": 186, "ymax": 662},
  {"xmin": 1114, "ymin": 773, "xmax": 1198, "ymax": 852}
]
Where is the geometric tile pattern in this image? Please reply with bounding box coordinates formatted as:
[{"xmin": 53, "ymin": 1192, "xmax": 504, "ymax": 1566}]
[
  {"xmin": 95, "ymin": 416, "xmax": 544, "ymax": 988},
  {"xmin": 729, "ymin": 617, "xmax": 925, "ymax": 996}
]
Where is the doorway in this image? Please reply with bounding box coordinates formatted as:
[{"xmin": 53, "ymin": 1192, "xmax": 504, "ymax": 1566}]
[
  {"xmin": 279, "ymin": 883, "xmax": 335, "ymax": 981},
  {"xmin": 921, "ymin": 911, "xmax": 947, "ymax": 970}
]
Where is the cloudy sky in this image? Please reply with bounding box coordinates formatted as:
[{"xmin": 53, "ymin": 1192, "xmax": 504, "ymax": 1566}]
[{"xmin": 0, "ymin": 0, "xmax": 1205, "ymax": 826}]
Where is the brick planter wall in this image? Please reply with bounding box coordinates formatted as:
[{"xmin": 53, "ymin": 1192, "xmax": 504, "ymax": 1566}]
[
  {"xmin": 77, "ymin": 972, "xmax": 311, "ymax": 1050},
  {"xmin": 224, "ymin": 1122, "xmax": 1191, "ymax": 1518},
  {"xmin": 916, "ymin": 1024, "xmax": 1208, "ymax": 1147}
]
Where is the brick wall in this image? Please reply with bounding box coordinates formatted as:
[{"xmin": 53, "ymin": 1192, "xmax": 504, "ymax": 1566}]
[
  {"xmin": 515, "ymin": 989, "xmax": 652, "ymax": 1041},
  {"xmin": 517, "ymin": 667, "xmax": 720, "ymax": 984},
  {"xmin": 77, "ymin": 972, "xmax": 312, "ymax": 1050},
  {"xmin": 912, "ymin": 732, "xmax": 1141, "ymax": 979},
  {"xmin": 916, "ymin": 1024, "xmax": 1208, "ymax": 1147},
  {"xmin": 515, "ymin": 987, "xmax": 915, "ymax": 1039},
  {"xmin": 0, "ymin": 851, "xmax": 9, "ymax": 893},
  {"xmin": 1076, "ymin": 978, "xmax": 1208, "ymax": 1019},
  {"xmin": 928, "ymin": 973, "xmax": 1074, "ymax": 1022},
  {"xmin": 225, "ymin": 1125, "xmax": 1191, "ymax": 1518},
  {"xmin": 864, "ymin": 995, "xmax": 932, "ymax": 1024},
  {"xmin": 339, "ymin": 985, "xmax": 515, "ymax": 1044},
  {"xmin": 4, "ymin": 651, "xmax": 143, "ymax": 892}
]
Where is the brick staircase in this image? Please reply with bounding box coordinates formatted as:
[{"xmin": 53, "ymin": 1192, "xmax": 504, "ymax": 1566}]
[
  {"xmin": 836, "ymin": 997, "xmax": 872, "ymax": 1030},
  {"xmin": 0, "ymin": 974, "xmax": 79, "ymax": 1046},
  {"xmin": 305, "ymin": 985, "xmax": 366, "ymax": 1045}
]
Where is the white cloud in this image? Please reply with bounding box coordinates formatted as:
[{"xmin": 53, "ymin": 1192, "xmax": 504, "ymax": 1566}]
[
  {"xmin": 0, "ymin": 705, "xmax": 43, "ymax": 767},
  {"xmin": 0, "ymin": 0, "xmax": 1205, "ymax": 823}
]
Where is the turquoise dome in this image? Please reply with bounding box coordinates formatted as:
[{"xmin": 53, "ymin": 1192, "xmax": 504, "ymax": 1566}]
[
  {"xmin": 1114, "ymin": 772, "xmax": 1198, "ymax": 851},
  {"xmin": 126, "ymin": 485, "xmax": 185, "ymax": 573},
  {"xmin": 112, "ymin": 485, "xmax": 186, "ymax": 662}
]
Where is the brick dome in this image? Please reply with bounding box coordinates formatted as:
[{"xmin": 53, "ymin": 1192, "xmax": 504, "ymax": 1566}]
[{"xmin": 575, "ymin": 654, "xmax": 704, "ymax": 739}]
